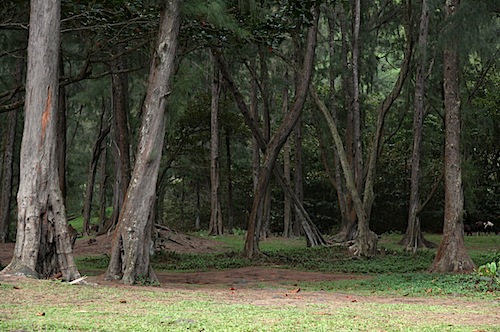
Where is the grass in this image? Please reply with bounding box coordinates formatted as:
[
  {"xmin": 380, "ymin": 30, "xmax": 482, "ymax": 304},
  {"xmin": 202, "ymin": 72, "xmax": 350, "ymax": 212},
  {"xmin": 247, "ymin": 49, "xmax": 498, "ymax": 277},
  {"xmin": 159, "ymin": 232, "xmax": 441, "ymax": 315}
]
[
  {"xmin": 2, "ymin": 232, "xmax": 500, "ymax": 331},
  {"xmin": 0, "ymin": 278, "xmax": 497, "ymax": 331}
]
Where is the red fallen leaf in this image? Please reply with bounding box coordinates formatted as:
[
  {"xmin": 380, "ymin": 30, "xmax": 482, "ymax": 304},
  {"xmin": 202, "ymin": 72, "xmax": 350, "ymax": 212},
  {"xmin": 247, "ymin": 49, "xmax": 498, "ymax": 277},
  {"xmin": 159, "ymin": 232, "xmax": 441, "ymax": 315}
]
[
  {"xmin": 351, "ymin": 299, "xmax": 357, "ymax": 303},
  {"xmin": 119, "ymin": 299, "xmax": 127, "ymax": 303},
  {"xmin": 229, "ymin": 287, "xmax": 236, "ymax": 291},
  {"xmin": 13, "ymin": 285, "xmax": 21, "ymax": 290}
]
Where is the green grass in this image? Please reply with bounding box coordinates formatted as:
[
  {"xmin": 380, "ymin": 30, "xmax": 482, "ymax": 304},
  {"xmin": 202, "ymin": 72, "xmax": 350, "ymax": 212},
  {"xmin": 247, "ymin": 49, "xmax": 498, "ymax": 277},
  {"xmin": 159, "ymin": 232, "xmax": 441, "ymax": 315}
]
[
  {"xmin": 0, "ymin": 278, "xmax": 498, "ymax": 331},
  {"xmin": 2, "ymin": 232, "xmax": 500, "ymax": 331}
]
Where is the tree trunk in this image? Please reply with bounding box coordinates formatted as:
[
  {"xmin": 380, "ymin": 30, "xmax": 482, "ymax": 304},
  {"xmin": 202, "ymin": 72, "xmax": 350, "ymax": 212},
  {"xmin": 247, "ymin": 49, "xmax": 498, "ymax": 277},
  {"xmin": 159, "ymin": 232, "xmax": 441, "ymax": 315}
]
[
  {"xmin": 293, "ymin": 118, "xmax": 304, "ymax": 237},
  {"xmin": 282, "ymin": 73, "xmax": 292, "ymax": 238},
  {"xmin": 0, "ymin": 52, "xmax": 23, "ymax": 243},
  {"xmin": 401, "ymin": 0, "xmax": 435, "ymax": 251},
  {"xmin": 108, "ymin": 44, "xmax": 132, "ymax": 234},
  {"xmin": 243, "ymin": 4, "xmax": 320, "ymax": 258},
  {"xmin": 82, "ymin": 105, "xmax": 110, "ymax": 236},
  {"xmin": 1, "ymin": 0, "xmax": 80, "ymax": 281},
  {"xmin": 225, "ymin": 127, "xmax": 235, "ymax": 233},
  {"xmin": 327, "ymin": 6, "xmax": 348, "ymax": 234},
  {"xmin": 208, "ymin": 53, "xmax": 223, "ymax": 236},
  {"xmin": 105, "ymin": 0, "xmax": 182, "ymax": 284},
  {"xmin": 429, "ymin": 0, "xmax": 475, "ymax": 273}
]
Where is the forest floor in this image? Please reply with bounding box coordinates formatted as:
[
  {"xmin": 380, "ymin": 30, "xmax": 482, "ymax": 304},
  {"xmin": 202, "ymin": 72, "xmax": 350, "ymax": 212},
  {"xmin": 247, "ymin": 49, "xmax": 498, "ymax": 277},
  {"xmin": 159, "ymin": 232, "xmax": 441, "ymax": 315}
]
[{"xmin": 1, "ymin": 232, "xmax": 500, "ymax": 329}]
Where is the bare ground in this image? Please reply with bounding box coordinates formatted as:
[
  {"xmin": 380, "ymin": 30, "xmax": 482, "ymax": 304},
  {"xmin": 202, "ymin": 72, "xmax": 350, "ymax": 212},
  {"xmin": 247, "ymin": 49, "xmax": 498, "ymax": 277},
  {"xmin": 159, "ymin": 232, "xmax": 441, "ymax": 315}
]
[{"xmin": 1, "ymin": 232, "xmax": 500, "ymax": 329}]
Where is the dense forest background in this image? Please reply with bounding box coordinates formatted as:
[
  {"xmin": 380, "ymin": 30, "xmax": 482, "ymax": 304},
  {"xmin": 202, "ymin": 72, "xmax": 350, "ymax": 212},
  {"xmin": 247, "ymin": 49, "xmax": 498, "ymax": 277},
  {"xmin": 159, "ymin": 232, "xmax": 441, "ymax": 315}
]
[{"xmin": 0, "ymin": 0, "xmax": 499, "ymax": 243}]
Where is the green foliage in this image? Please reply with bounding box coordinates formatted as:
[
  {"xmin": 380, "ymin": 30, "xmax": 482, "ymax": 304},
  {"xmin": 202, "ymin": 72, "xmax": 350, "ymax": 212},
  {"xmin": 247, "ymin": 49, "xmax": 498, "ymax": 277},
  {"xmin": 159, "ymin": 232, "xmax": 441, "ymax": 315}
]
[
  {"xmin": 308, "ymin": 272, "xmax": 493, "ymax": 297},
  {"xmin": 476, "ymin": 261, "xmax": 500, "ymax": 289}
]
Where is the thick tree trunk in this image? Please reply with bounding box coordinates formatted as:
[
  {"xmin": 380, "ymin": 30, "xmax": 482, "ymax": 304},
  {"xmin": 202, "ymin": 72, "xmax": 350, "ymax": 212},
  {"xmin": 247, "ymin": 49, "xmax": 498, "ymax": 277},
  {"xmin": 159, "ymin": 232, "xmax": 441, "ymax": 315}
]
[
  {"xmin": 105, "ymin": 0, "xmax": 182, "ymax": 284},
  {"xmin": 429, "ymin": 0, "xmax": 475, "ymax": 273},
  {"xmin": 208, "ymin": 54, "xmax": 223, "ymax": 236},
  {"xmin": 1, "ymin": 0, "xmax": 80, "ymax": 281},
  {"xmin": 401, "ymin": 0, "xmax": 435, "ymax": 251}
]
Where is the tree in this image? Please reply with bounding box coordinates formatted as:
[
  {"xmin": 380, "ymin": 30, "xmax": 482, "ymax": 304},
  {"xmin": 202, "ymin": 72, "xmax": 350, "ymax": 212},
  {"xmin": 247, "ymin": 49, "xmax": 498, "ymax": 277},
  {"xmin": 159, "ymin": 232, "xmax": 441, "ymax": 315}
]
[
  {"xmin": 242, "ymin": 4, "xmax": 320, "ymax": 258},
  {"xmin": 400, "ymin": 0, "xmax": 436, "ymax": 251},
  {"xmin": 105, "ymin": 0, "xmax": 182, "ymax": 284},
  {"xmin": 208, "ymin": 52, "xmax": 223, "ymax": 236},
  {"xmin": 429, "ymin": 0, "xmax": 475, "ymax": 273},
  {"xmin": 1, "ymin": 0, "xmax": 80, "ymax": 281}
]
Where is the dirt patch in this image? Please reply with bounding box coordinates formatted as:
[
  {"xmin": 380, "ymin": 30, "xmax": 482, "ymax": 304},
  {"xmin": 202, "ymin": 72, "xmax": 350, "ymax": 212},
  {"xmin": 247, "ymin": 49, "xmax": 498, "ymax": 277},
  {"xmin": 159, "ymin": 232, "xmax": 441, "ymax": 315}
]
[{"xmin": 1, "ymin": 233, "xmax": 500, "ymax": 329}]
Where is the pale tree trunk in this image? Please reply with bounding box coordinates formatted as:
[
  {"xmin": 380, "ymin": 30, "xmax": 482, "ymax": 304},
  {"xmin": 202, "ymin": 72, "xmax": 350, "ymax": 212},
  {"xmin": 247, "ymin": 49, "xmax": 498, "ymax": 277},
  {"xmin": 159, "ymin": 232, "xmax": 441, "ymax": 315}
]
[
  {"xmin": 429, "ymin": 0, "xmax": 475, "ymax": 273},
  {"xmin": 0, "ymin": 52, "xmax": 23, "ymax": 243},
  {"xmin": 243, "ymin": 4, "xmax": 320, "ymax": 258},
  {"xmin": 105, "ymin": 0, "xmax": 182, "ymax": 284},
  {"xmin": 401, "ymin": 0, "xmax": 435, "ymax": 251},
  {"xmin": 208, "ymin": 53, "xmax": 223, "ymax": 236},
  {"xmin": 1, "ymin": 0, "xmax": 80, "ymax": 281}
]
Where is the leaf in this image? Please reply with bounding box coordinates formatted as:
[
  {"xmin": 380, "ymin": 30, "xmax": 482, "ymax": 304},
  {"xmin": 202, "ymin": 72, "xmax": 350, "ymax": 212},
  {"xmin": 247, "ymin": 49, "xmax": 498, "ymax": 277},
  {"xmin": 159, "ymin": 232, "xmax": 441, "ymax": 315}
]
[
  {"xmin": 36, "ymin": 312, "xmax": 45, "ymax": 316},
  {"xmin": 119, "ymin": 299, "xmax": 127, "ymax": 303}
]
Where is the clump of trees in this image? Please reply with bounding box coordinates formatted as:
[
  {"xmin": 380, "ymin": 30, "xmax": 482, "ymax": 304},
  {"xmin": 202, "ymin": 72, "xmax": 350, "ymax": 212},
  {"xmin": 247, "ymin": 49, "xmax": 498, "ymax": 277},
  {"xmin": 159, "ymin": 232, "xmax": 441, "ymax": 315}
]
[{"xmin": 0, "ymin": 0, "xmax": 498, "ymax": 282}]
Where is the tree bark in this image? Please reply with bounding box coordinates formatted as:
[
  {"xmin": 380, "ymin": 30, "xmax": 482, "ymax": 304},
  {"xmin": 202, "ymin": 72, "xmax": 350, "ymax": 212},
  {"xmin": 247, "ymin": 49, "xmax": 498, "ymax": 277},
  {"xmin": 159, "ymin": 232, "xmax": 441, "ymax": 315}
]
[
  {"xmin": 429, "ymin": 0, "xmax": 475, "ymax": 273},
  {"xmin": 105, "ymin": 0, "xmax": 182, "ymax": 284},
  {"xmin": 1, "ymin": 0, "xmax": 80, "ymax": 281},
  {"xmin": 107, "ymin": 44, "xmax": 132, "ymax": 235},
  {"xmin": 401, "ymin": 0, "xmax": 436, "ymax": 251},
  {"xmin": 208, "ymin": 53, "xmax": 223, "ymax": 236},
  {"xmin": 282, "ymin": 73, "xmax": 292, "ymax": 237}
]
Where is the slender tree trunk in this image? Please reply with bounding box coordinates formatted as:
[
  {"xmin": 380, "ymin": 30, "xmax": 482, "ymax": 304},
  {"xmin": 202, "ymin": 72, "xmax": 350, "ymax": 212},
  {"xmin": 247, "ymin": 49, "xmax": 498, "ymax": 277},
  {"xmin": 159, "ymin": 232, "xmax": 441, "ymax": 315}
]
[
  {"xmin": 293, "ymin": 118, "xmax": 304, "ymax": 237},
  {"xmin": 243, "ymin": 4, "xmax": 320, "ymax": 258},
  {"xmin": 282, "ymin": 73, "xmax": 292, "ymax": 237},
  {"xmin": 259, "ymin": 48, "xmax": 272, "ymax": 239},
  {"xmin": 100, "ymin": 46, "xmax": 132, "ymax": 236},
  {"xmin": 105, "ymin": 0, "xmax": 182, "ymax": 284},
  {"xmin": 0, "ymin": 53, "xmax": 23, "ymax": 243},
  {"xmin": 208, "ymin": 53, "xmax": 223, "ymax": 236},
  {"xmin": 82, "ymin": 105, "xmax": 110, "ymax": 235},
  {"xmin": 401, "ymin": 0, "xmax": 435, "ymax": 251},
  {"xmin": 225, "ymin": 127, "xmax": 235, "ymax": 233},
  {"xmin": 1, "ymin": 0, "xmax": 80, "ymax": 281},
  {"xmin": 336, "ymin": 4, "xmax": 357, "ymax": 242},
  {"xmin": 327, "ymin": 6, "xmax": 348, "ymax": 233},
  {"xmin": 429, "ymin": 0, "xmax": 475, "ymax": 273}
]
